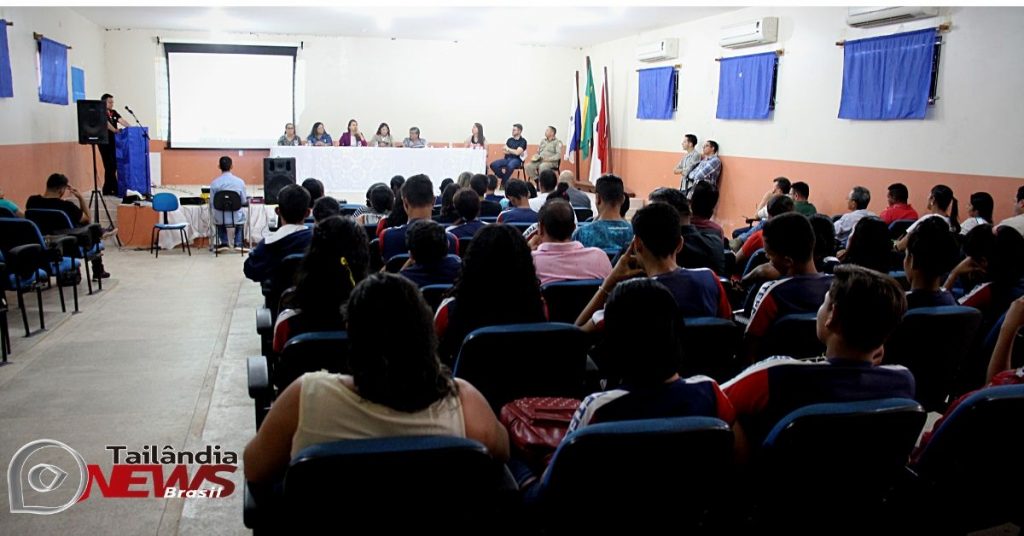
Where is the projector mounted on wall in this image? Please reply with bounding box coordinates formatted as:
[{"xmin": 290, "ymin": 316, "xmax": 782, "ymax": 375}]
[
  {"xmin": 636, "ymin": 38, "xmax": 679, "ymax": 63},
  {"xmin": 846, "ymin": 7, "xmax": 939, "ymax": 28},
  {"xmin": 719, "ymin": 17, "xmax": 779, "ymax": 49}
]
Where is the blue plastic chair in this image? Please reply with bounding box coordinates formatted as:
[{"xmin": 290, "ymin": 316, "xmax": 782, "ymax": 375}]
[
  {"xmin": 540, "ymin": 278, "xmax": 603, "ymax": 324},
  {"xmin": 151, "ymin": 193, "xmax": 191, "ymax": 257},
  {"xmin": 683, "ymin": 316, "xmax": 744, "ymax": 381},
  {"xmin": 25, "ymin": 208, "xmax": 105, "ymax": 294},
  {"xmin": 888, "ymin": 218, "xmax": 916, "ymax": 239},
  {"xmin": 420, "ymin": 284, "xmax": 452, "ymax": 312},
  {"xmin": 1, "ymin": 217, "xmax": 81, "ymax": 316},
  {"xmin": 759, "ymin": 312, "xmax": 823, "ymax": 359}
]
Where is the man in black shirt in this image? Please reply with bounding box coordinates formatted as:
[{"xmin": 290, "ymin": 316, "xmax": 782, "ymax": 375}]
[
  {"xmin": 100, "ymin": 93, "xmax": 130, "ymax": 196},
  {"xmin": 488, "ymin": 123, "xmax": 527, "ymax": 185},
  {"xmin": 26, "ymin": 173, "xmax": 111, "ymax": 279}
]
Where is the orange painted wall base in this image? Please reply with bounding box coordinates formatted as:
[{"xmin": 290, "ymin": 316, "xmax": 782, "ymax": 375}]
[{"xmin": 0, "ymin": 142, "xmax": 106, "ymax": 213}]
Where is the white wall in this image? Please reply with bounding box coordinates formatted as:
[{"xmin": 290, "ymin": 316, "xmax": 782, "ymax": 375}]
[
  {"xmin": 584, "ymin": 6, "xmax": 1024, "ymax": 178},
  {"xmin": 0, "ymin": 7, "xmax": 106, "ymax": 145},
  {"xmin": 104, "ymin": 28, "xmax": 583, "ymax": 147}
]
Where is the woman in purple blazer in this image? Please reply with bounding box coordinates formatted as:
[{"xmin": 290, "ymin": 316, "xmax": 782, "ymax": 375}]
[{"xmin": 339, "ymin": 119, "xmax": 368, "ymax": 147}]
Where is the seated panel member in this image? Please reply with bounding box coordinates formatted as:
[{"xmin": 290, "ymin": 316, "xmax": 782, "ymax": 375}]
[
  {"xmin": 402, "ymin": 127, "xmax": 427, "ymax": 148},
  {"xmin": 307, "ymin": 122, "xmax": 332, "ymax": 146},
  {"xmin": 524, "ymin": 126, "xmax": 564, "ymax": 180},
  {"xmin": 488, "ymin": 123, "xmax": 528, "ymax": 184},
  {"xmin": 339, "ymin": 119, "xmax": 368, "ymax": 147},
  {"xmin": 277, "ymin": 123, "xmax": 303, "ymax": 146}
]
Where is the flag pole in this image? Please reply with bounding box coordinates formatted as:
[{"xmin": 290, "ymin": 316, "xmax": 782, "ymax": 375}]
[
  {"xmin": 574, "ymin": 69, "xmax": 580, "ymax": 182},
  {"xmin": 603, "ymin": 65, "xmax": 611, "ymax": 174}
]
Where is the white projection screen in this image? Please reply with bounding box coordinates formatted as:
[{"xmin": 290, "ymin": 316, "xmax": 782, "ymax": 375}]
[{"xmin": 165, "ymin": 43, "xmax": 296, "ymax": 149}]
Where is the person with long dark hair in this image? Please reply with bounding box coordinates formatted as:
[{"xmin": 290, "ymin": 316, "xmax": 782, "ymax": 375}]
[
  {"xmin": 466, "ymin": 123, "xmax": 486, "ymax": 149},
  {"xmin": 376, "ymin": 175, "xmax": 409, "ymax": 233},
  {"xmin": 245, "ymin": 273, "xmax": 509, "ymax": 484},
  {"xmin": 436, "ymin": 183, "xmax": 461, "ymax": 225},
  {"xmin": 99, "ymin": 93, "xmax": 131, "ymax": 195},
  {"xmin": 960, "ymin": 191, "xmax": 994, "ymax": 235},
  {"xmin": 370, "ymin": 123, "xmax": 393, "ymax": 147},
  {"xmin": 273, "ymin": 216, "xmax": 369, "ymax": 352},
  {"xmin": 307, "ymin": 122, "xmax": 332, "ymax": 146},
  {"xmin": 898, "ymin": 184, "xmax": 960, "ymax": 250},
  {"xmin": 435, "ymin": 225, "xmax": 547, "ymax": 364},
  {"xmin": 356, "ymin": 183, "xmax": 394, "ymax": 226},
  {"xmin": 339, "ymin": 119, "xmax": 368, "ymax": 147},
  {"xmin": 841, "ymin": 217, "xmax": 893, "ymax": 274}
]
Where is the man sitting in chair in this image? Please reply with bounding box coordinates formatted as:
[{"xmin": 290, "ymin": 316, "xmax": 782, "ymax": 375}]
[
  {"xmin": 26, "ymin": 172, "xmax": 110, "ymax": 280},
  {"xmin": 488, "ymin": 123, "xmax": 527, "ymax": 185},
  {"xmin": 210, "ymin": 156, "xmax": 248, "ymax": 251},
  {"xmin": 524, "ymin": 126, "xmax": 564, "ymax": 180},
  {"xmin": 243, "ymin": 184, "xmax": 312, "ymax": 282}
]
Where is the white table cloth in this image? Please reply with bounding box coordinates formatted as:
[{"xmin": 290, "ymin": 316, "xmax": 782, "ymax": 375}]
[
  {"xmin": 268, "ymin": 146, "xmax": 487, "ymax": 192},
  {"xmin": 154, "ymin": 203, "xmax": 276, "ymax": 250}
]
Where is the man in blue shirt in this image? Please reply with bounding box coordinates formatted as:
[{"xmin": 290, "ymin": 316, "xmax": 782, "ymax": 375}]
[
  {"xmin": 380, "ymin": 174, "xmax": 458, "ymax": 260},
  {"xmin": 685, "ymin": 140, "xmax": 722, "ymax": 192},
  {"xmin": 497, "ymin": 179, "xmax": 538, "ymax": 224},
  {"xmin": 572, "ymin": 174, "xmax": 633, "ymax": 254},
  {"xmin": 210, "ymin": 156, "xmax": 248, "ymax": 250},
  {"xmin": 488, "ymin": 123, "xmax": 527, "ymax": 185},
  {"xmin": 400, "ymin": 220, "xmax": 462, "ymax": 288},
  {"xmin": 446, "ymin": 189, "xmax": 487, "ymax": 240}
]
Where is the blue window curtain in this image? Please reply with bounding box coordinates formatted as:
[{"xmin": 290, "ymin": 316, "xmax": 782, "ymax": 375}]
[
  {"xmin": 0, "ymin": 20, "xmax": 12, "ymax": 98},
  {"xmin": 637, "ymin": 66, "xmax": 676, "ymax": 120},
  {"xmin": 716, "ymin": 52, "xmax": 777, "ymax": 120},
  {"xmin": 38, "ymin": 37, "xmax": 69, "ymax": 105},
  {"xmin": 838, "ymin": 28, "xmax": 936, "ymax": 120}
]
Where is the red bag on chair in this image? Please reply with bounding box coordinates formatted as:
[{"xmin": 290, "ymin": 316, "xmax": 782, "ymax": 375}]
[{"xmin": 499, "ymin": 397, "xmax": 581, "ymax": 468}]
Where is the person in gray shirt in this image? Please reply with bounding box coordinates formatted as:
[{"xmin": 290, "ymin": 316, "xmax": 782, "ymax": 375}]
[{"xmin": 673, "ymin": 133, "xmax": 701, "ymax": 189}]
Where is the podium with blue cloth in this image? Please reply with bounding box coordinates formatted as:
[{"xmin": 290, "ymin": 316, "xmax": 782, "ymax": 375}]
[{"xmin": 115, "ymin": 126, "xmax": 151, "ymax": 197}]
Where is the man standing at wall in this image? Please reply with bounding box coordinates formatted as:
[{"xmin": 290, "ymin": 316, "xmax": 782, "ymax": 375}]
[
  {"xmin": 686, "ymin": 140, "xmax": 722, "ymax": 192},
  {"xmin": 673, "ymin": 134, "xmax": 701, "ymax": 190}
]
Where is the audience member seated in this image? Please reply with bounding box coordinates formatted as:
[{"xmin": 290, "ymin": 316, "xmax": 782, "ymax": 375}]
[
  {"xmin": 301, "ymin": 178, "xmax": 325, "ymax": 208},
  {"xmin": 833, "ymin": 186, "xmax": 876, "ymax": 247},
  {"xmin": 996, "ymin": 185, "xmax": 1024, "ymax": 237},
  {"xmin": 376, "ymin": 176, "xmax": 409, "ymax": 233},
  {"xmin": 743, "ymin": 213, "xmax": 837, "ymax": 299},
  {"xmin": 897, "ymin": 185, "xmax": 961, "ymax": 250},
  {"xmin": 960, "ymin": 191, "xmax": 994, "ymax": 235},
  {"xmin": 791, "ymin": 181, "xmax": 816, "ymax": 217},
  {"xmin": 735, "ymin": 195, "xmax": 794, "ymax": 269},
  {"xmin": 557, "ymin": 170, "xmax": 593, "ymax": 209},
  {"xmin": 436, "ymin": 183, "xmax": 460, "ymax": 225},
  {"xmin": 244, "ymin": 184, "xmax": 313, "ymax": 283},
  {"xmin": 469, "ymin": 174, "xmax": 502, "ymax": 217},
  {"xmin": 355, "ymin": 183, "xmax": 393, "ymax": 226},
  {"xmin": 209, "ymin": 156, "xmax": 248, "ymax": 250},
  {"xmin": 916, "ymin": 295, "xmax": 1024, "ymax": 455},
  {"xmin": 958, "ymin": 226, "xmax": 1024, "ymax": 322},
  {"xmin": 400, "ymin": 220, "xmax": 462, "ymax": 288},
  {"xmin": 904, "ymin": 216, "xmax": 959, "ymax": 309},
  {"xmin": 445, "ymin": 189, "xmax": 487, "ymax": 240},
  {"xmin": 841, "ymin": 217, "xmax": 893, "ymax": 273},
  {"xmin": 456, "ymin": 171, "xmax": 473, "ymax": 189},
  {"xmin": 379, "ymin": 175, "xmax": 457, "ymax": 261},
  {"xmin": 0, "ymin": 187, "xmax": 24, "ymax": 218},
  {"xmin": 484, "ymin": 175, "xmax": 504, "ymax": 204},
  {"xmin": 572, "ymin": 174, "xmax": 633, "ymax": 253},
  {"xmin": 496, "ymin": 180, "xmax": 538, "ymax": 224},
  {"xmin": 649, "ymin": 187, "xmax": 724, "ymax": 275},
  {"xmin": 944, "ymin": 224, "xmax": 995, "ymax": 296},
  {"xmin": 435, "ymin": 225, "xmax": 547, "ymax": 364},
  {"xmin": 753, "ymin": 176, "xmax": 791, "ymax": 221},
  {"xmin": 273, "ymin": 216, "xmax": 369, "ymax": 352},
  {"xmin": 743, "ymin": 213, "xmax": 834, "ymax": 361},
  {"xmin": 434, "ymin": 178, "xmax": 454, "ymax": 206},
  {"xmin": 244, "ymin": 273, "xmax": 510, "ymax": 485},
  {"xmin": 311, "ymin": 196, "xmax": 341, "ymax": 223},
  {"xmin": 724, "ymin": 265, "xmax": 914, "ymax": 449},
  {"xmin": 26, "ymin": 172, "xmax": 109, "ymax": 279},
  {"xmin": 689, "ymin": 181, "xmax": 724, "ymax": 237},
  {"xmin": 531, "ymin": 197, "xmax": 612, "ymax": 285},
  {"xmin": 879, "ymin": 183, "xmax": 920, "ymax": 225},
  {"xmin": 528, "ymin": 169, "xmax": 559, "ymax": 212},
  {"xmin": 576, "ymin": 203, "xmax": 732, "ymax": 332}
]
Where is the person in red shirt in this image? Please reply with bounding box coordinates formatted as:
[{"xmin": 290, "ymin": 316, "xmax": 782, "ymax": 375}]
[{"xmin": 879, "ymin": 183, "xmax": 920, "ymax": 225}]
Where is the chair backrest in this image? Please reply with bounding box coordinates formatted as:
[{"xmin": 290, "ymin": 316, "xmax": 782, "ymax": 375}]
[
  {"xmin": 536, "ymin": 417, "xmax": 734, "ymax": 531},
  {"xmin": 456, "ymin": 238, "xmax": 472, "ymax": 257},
  {"xmin": 0, "ymin": 218, "xmax": 46, "ymax": 253},
  {"xmin": 540, "ymin": 279, "xmax": 602, "ymax": 324},
  {"xmin": 913, "ymin": 384, "xmax": 1024, "ymax": 531},
  {"xmin": 888, "ymin": 218, "xmax": 915, "ymax": 239},
  {"xmin": 284, "ymin": 436, "xmax": 507, "ymax": 524},
  {"xmin": 367, "ymin": 238, "xmax": 383, "ymax": 272},
  {"xmin": 264, "ymin": 253, "xmax": 305, "ymax": 316},
  {"xmin": 24, "ymin": 208, "xmax": 75, "ymax": 235},
  {"xmin": 742, "ymin": 248, "xmax": 769, "ymax": 277},
  {"xmin": 505, "ymin": 221, "xmax": 534, "ymax": 235},
  {"xmin": 573, "ymin": 207, "xmax": 593, "ymax": 222},
  {"xmin": 0, "ymin": 207, "xmax": 14, "ymax": 218},
  {"xmin": 275, "ymin": 331, "xmax": 350, "ymax": 390},
  {"xmin": 339, "ymin": 203, "xmax": 362, "ymax": 216},
  {"xmin": 884, "ymin": 305, "xmax": 982, "ymax": 412},
  {"xmin": 384, "ymin": 253, "xmax": 410, "ymax": 274},
  {"xmin": 759, "ymin": 312, "xmax": 824, "ymax": 359},
  {"xmin": 362, "ymin": 223, "xmax": 378, "ymax": 241},
  {"xmin": 420, "ymin": 284, "xmax": 452, "ymax": 311},
  {"xmin": 152, "ymin": 192, "xmax": 180, "ymax": 213},
  {"xmin": 453, "ymin": 322, "xmax": 588, "ymax": 411},
  {"xmin": 478, "ymin": 216, "xmax": 498, "ymax": 224},
  {"xmin": 757, "ymin": 398, "xmax": 925, "ymax": 527},
  {"xmin": 213, "ymin": 190, "xmax": 242, "ymax": 211},
  {"xmin": 682, "ymin": 317, "xmax": 743, "ymax": 382}
]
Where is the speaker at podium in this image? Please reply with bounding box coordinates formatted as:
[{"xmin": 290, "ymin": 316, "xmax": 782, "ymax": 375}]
[{"xmin": 264, "ymin": 157, "xmax": 296, "ymax": 205}]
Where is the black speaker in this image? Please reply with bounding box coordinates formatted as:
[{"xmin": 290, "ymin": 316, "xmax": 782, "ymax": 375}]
[
  {"xmin": 77, "ymin": 99, "xmax": 108, "ymax": 145},
  {"xmin": 263, "ymin": 157, "xmax": 296, "ymax": 205}
]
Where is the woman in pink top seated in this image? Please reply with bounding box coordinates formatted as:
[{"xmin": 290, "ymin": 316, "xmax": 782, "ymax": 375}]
[
  {"xmin": 244, "ymin": 273, "xmax": 509, "ymax": 484},
  {"xmin": 338, "ymin": 119, "xmax": 368, "ymax": 147}
]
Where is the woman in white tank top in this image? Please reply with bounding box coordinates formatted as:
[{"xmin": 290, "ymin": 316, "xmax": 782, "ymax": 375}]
[{"xmin": 244, "ymin": 273, "xmax": 509, "ymax": 483}]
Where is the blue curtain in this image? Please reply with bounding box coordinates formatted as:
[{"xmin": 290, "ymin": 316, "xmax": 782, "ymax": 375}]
[
  {"xmin": 716, "ymin": 52, "xmax": 777, "ymax": 120},
  {"xmin": 0, "ymin": 20, "xmax": 12, "ymax": 98},
  {"xmin": 637, "ymin": 66, "xmax": 675, "ymax": 120},
  {"xmin": 39, "ymin": 37, "xmax": 68, "ymax": 105},
  {"xmin": 839, "ymin": 28, "xmax": 936, "ymax": 120}
]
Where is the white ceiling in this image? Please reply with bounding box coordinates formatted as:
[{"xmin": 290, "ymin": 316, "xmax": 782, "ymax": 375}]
[{"xmin": 72, "ymin": 6, "xmax": 740, "ymax": 48}]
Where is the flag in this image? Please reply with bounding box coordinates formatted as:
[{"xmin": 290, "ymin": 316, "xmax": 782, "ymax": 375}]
[
  {"xmin": 580, "ymin": 57, "xmax": 597, "ymax": 159},
  {"xmin": 566, "ymin": 73, "xmax": 581, "ymax": 163},
  {"xmin": 589, "ymin": 72, "xmax": 609, "ymax": 182}
]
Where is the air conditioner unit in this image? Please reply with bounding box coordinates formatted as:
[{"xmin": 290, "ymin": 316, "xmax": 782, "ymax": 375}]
[
  {"xmin": 636, "ymin": 39, "xmax": 679, "ymax": 63},
  {"xmin": 847, "ymin": 7, "xmax": 939, "ymax": 28},
  {"xmin": 719, "ymin": 17, "xmax": 779, "ymax": 49}
]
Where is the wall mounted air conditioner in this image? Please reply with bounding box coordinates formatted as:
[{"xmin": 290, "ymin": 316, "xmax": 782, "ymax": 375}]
[
  {"xmin": 719, "ymin": 17, "xmax": 779, "ymax": 49},
  {"xmin": 636, "ymin": 38, "xmax": 679, "ymax": 62},
  {"xmin": 847, "ymin": 7, "xmax": 939, "ymax": 28}
]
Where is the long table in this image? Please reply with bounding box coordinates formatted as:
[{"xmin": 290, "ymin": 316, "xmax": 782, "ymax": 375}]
[
  {"xmin": 117, "ymin": 202, "xmax": 277, "ymax": 250},
  {"xmin": 268, "ymin": 146, "xmax": 487, "ymax": 192}
]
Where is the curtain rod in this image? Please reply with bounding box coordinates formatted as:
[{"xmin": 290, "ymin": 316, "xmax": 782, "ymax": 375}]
[
  {"xmin": 716, "ymin": 49, "xmax": 784, "ymax": 62},
  {"xmin": 635, "ymin": 64, "xmax": 681, "ymax": 72},
  {"xmin": 4, "ymin": 21, "xmax": 12, "ymax": 27},
  {"xmin": 836, "ymin": 23, "xmax": 950, "ymax": 46},
  {"xmin": 33, "ymin": 32, "xmax": 72, "ymax": 49}
]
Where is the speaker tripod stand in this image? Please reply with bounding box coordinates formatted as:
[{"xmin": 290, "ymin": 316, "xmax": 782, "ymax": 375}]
[{"xmin": 89, "ymin": 143, "xmax": 122, "ymax": 248}]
